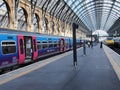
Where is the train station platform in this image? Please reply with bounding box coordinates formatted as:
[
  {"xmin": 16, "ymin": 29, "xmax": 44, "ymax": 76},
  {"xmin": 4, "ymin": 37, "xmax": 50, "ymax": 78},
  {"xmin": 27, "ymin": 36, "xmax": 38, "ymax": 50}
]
[{"xmin": 0, "ymin": 44, "xmax": 120, "ymax": 90}]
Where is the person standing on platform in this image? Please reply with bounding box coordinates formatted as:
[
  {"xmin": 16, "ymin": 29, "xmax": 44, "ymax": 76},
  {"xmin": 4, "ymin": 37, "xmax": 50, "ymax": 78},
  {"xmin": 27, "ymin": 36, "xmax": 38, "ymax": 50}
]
[
  {"xmin": 100, "ymin": 41, "xmax": 103, "ymax": 48},
  {"xmin": 83, "ymin": 40, "xmax": 86, "ymax": 55}
]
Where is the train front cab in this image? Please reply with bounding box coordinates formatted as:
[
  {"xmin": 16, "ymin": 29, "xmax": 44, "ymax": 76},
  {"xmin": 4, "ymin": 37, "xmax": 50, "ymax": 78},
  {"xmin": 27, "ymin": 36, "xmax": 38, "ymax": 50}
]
[
  {"xmin": 105, "ymin": 37, "xmax": 114, "ymax": 46},
  {"xmin": 18, "ymin": 35, "xmax": 38, "ymax": 64}
]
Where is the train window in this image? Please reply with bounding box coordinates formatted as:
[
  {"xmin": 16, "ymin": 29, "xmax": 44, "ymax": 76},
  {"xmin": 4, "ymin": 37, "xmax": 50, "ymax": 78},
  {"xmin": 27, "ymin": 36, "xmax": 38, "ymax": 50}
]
[
  {"xmin": 37, "ymin": 41, "xmax": 41, "ymax": 50},
  {"xmin": 66, "ymin": 42, "xmax": 68, "ymax": 46},
  {"xmin": 54, "ymin": 44, "xmax": 57, "ymax": 47},
  {"xmin": 57, "ymin": 44, "xmax": 60, "ymax": 47},
  {"xmin": 42, "ymin": 41, "xmax": 48, "ymax": 49},
  {"xmin": 20, "ymin": 39, "xmax": 24, "ymax": 54},
  {"xmin": 2, "ymin": 41, "xmax": 16, "ymax": 54},
  {"xmin": 49, "ymin": 41, "xmax": 53, "ymax": 48},
  {"xmin": 54, "ymin": 41, "xmax": 57, "ymax": 47},
  {"xmin": 33, "ymin": 40, "xmax": 36, "ymax": 51}
]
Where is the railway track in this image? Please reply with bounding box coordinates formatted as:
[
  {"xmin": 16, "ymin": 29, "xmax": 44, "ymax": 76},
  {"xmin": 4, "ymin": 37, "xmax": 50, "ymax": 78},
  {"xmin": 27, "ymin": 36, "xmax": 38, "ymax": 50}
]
[{"xmin": 110, "ymin": 46, "xmax": 120, "ymax": 55}]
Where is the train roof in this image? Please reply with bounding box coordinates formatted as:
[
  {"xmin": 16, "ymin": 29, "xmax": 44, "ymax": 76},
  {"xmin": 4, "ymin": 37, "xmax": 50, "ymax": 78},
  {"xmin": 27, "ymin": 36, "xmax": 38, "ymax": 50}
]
[
  {"xmin": 113, "ymin": 37, "xmax": 120, "ymax": 40},
  {"xmin": 0, "ymin": 28, "xmax": 66, "ymax": 38},
  {"xmin": 0, "ymin": 28, "xmax": 47, "ymax": 36}
]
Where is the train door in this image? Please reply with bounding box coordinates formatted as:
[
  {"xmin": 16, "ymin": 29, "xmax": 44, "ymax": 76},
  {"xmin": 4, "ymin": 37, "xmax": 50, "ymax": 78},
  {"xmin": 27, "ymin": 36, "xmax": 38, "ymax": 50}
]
[
  {"xmin": 24, "ymin": 36, "xmax": 33, "ymax": 62},
  {"xmin": 59, "ymin": 38, "xmax": 64, "ymax": 52},
  {"xmin": 18, "ymin": 35, "xmax": 25, "ymax": 64},
  {"xmin": 32, "ymin": 36, "xmax": 38, "ymax": 60}
]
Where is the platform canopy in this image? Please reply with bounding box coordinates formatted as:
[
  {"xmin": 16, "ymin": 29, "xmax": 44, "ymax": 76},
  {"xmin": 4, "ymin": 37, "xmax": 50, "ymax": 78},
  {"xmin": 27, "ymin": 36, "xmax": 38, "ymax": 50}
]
[{"xmin": 64, "ymin": 0, "xmax": 120, "ymax": 32}]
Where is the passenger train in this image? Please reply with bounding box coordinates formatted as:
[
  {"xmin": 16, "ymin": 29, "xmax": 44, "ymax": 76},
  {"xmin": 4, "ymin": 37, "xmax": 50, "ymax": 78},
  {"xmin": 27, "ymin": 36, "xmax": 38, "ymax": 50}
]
[
  {"xmin": 0, "ymin": 28, "xmax": 81, "ymax": 71},
  {"xmin": 113, "ymin": 37, "xmax": 120, "ymax": 48},
  {"xmin": 104, "ymin": 37, "xmax": 114, "ymax": 46}
]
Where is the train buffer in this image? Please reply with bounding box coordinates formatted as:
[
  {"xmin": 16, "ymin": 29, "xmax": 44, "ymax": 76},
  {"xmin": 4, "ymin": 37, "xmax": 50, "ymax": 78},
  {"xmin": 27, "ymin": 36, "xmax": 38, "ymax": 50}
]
[{"xmin": 0, "ymin": 44, "xmax": 120, "ymax": 90}]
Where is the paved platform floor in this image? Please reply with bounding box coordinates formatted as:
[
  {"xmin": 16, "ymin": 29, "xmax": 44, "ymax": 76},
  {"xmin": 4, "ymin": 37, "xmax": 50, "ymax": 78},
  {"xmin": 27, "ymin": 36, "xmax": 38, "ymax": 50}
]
[{"xmin": 0, "ymin": 44, "xmax": 120, "ymax": 90}]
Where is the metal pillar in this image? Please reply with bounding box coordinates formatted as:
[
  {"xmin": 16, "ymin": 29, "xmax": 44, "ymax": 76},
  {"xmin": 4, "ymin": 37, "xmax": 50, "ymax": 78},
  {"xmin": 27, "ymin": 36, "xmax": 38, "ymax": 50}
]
[
  {"xmin": 72, "ymin": 23, "xmax": 78, "ymax": 66},
  {"xmin": 91, "ymin": 30, "xmax": 93, "ymax": 48}
]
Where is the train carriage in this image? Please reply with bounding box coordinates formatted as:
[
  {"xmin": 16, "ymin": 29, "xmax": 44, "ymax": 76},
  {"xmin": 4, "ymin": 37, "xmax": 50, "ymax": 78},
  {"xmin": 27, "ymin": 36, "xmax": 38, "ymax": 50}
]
[
  {"xmin": 69, "ymin": 38, "xmax": 73, "ymax": 49},
  {"xmin": 114, "ymin": 37, "xmax": 120, "ymax": 48},
  {"xmin": 0, "ymin": 34, "xmax": 18, "ymax": 69},
  {"xmin": 76, "ymin": 39, "xmax": 80, "ymax": 48},
  {"xmin": 105, "ymin": 37, "xmax": 114, "ymax": 46},
  {"xmin": 36, "ymin": 35, "xmax": 60, "ymax": 58},
  {"xmin": 0, "ymin": 28, "xmax": 82, "ymax": 71},
  {"xmin": 64, "ymin": 38, "xmax": 69, "ymax": 51}
]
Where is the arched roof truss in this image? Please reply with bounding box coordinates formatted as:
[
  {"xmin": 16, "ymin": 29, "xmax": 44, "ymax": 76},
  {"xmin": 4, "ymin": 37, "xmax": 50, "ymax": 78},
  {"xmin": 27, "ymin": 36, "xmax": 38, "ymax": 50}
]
[
  {"xmin": 0, "ymin": 0, "xmax": 10, "ymax": 28},
  {"xmin": 28, "ymin": 0, "xmax": 90, "ymax": 33},
  {"xmin": 64, "ymin": 0, "xmax": 120, "ymax": 32}
]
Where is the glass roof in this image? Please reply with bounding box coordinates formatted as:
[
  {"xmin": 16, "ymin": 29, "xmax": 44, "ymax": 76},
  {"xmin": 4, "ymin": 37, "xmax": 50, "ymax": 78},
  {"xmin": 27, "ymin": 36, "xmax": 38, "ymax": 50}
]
[
  {"xmin": 24, "ymin": 0, "xmax": 120, "ymax": 33},
  {"xmin": 64, "ymin": 0, "xmax": 120, "ymax": 31},
  {"xmin": 0, "ymin": 0, "xmax": 120, "ymax": 33},
  {"xmin": 29, "ymin": 0, "xmax": 90, "ymax": 33}
]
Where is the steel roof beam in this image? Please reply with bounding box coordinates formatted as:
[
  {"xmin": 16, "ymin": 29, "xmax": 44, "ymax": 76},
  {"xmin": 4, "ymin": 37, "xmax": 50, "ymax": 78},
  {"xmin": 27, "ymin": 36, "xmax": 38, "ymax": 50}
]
[
  {"xmin": 76, "ymin": 2, "xmax": 120, "ymax": 18},
  {"xmin": 65, "ymin": 0, "xmax": 119, "ymax": 30},
  {"xmin": 80, "ymin": 9, "xmax": 118, "ymax": 21},
  {"xmin": 103, "ymin": 1, "xmax": 116, "ymax": 30},
  {"xmin": 49, "ymin": 0, "xmax": 61, "ymax": 16},
  {"xmin": 0, "ymin": 2, "xmax": 4, "ymax": 8},
  {"xmin": 78, "ymin": 6, "xmax": 119, "ymax": 21},
  {"xmin": 41, "ymin": 0, "xmax": 51, "ymax": 13},
  {"xmin": 55, "ymin": 3, "xmax": 66, "ymax": 20}
]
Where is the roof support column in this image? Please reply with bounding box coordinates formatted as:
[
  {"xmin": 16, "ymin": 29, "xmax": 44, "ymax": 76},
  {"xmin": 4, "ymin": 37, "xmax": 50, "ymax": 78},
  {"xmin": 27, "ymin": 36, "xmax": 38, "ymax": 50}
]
[
  {"xmin": 50, "ymin": 15, "xmax": 54, "ymax": 35},
  {"xmin": 30, "ymin": 0, "xmax": 37, "ymax": 31},
  {"xmin": 14, "ymin": 0, "xmax": 20, "ymax": 29}
]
